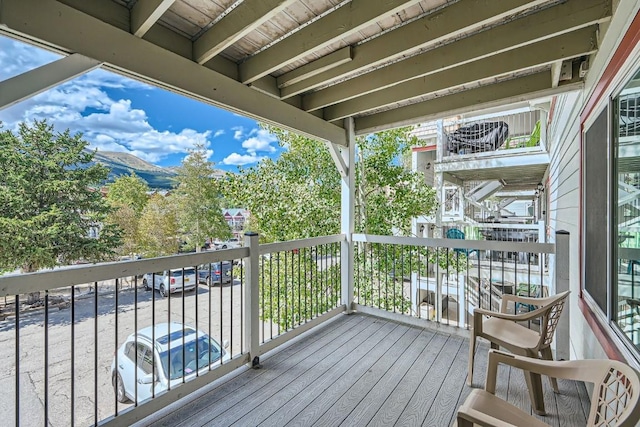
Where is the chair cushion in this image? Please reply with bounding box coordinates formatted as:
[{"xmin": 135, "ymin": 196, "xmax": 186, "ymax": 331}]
[
  {"xmin": 481, "ymin": 317, "xmax": 541, "ymax": 351},
  {"xmin": 459, "ymin": 389, "xmax": 549, "ymax": 427}
]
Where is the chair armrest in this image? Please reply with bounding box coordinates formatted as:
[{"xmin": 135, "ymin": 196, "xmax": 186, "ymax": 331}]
[
  {"xmin": 456, "ymin": 406, "xmax": 519, "ymax": 427},
  {"xmin": 485, "ymin": 350, "xmax": 601, "ymax": 394},
  {"xmin": 474, "ymin": 307, "xmax": 543, "ymax": 323}
]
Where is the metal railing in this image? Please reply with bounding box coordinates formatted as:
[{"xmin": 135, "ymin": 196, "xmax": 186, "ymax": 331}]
[
  {"xmin": 443, "ymin": 110, "xmax": 542, "ymax": 158},
  {"xmin": 0, "ymin": 231, "xmax": 568, "ymax": 425},
  {"xmin": 352, "ymin": 233, "xmax": 559, "ymax": 329}
]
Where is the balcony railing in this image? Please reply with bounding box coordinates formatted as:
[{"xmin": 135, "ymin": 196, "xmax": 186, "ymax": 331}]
[
  {"xmin": 443, "ymin": 110, "xmax": 542, "ymax": 158},
  {"xmin": 0, "ymin": 232, "xmax": 567, "ymax": 426}
]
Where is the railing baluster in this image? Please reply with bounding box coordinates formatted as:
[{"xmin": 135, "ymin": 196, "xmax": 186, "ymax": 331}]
[
  {"xmin": 44, "ymin": 290, "xmax": 49, "ymax": 423},
  {"xmin": 93, "ymin": 282, "xmax": 98, "ymax": 426},
  {"xmin": 15, "ymin": 294, "xmax": 19, "ymax": 427},
  {"xmin": 71, "ymin": 286, "xmax": 75, "ymax": 427}
]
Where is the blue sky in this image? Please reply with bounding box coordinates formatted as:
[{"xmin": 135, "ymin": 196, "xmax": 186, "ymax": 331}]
[{"xmin": 0, "ymin": 35, "xmax": 283, "ymax": 171}]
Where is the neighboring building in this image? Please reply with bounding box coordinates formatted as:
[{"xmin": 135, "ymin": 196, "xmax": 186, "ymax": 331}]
[{"xmin": 222, "ymin": 208, "xmax": 250, "ymax": 237}]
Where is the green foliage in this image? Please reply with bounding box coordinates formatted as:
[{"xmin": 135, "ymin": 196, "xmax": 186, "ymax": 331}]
[
  {"xmin": 226, "ymin": 126, "xmax": 341, "ymax": 242},
  {"xmin": 105, "ymin": 172, "xmax": 149, "ymax": 256},
  {"xmin": 0, "ymin": 120, "xmax": 122, "ymax": 272},
  {"xmin": 226, "ymin": 125, "xmax": 439, "ymax": 326},
  {"xmin": 137, "ymin": 194, "xmax": 179, "ymax": 257},
  {"xmin": 355, "ymin": 127, "xmax": 438, "ymax": 235},
  {"xmin": 106, "ymin": 172, "xmax": 149, "ymax": 215},
  {"xmin": 259, "ymin": 246, "xmax": 341, "ymax": 330},
  {"xmin": 172, "ymin": 143, "xmax": 230, "ymax": 250}
]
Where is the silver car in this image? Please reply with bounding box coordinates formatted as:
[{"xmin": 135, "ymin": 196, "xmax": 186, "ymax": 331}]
[
  {"xmin": 111, "ymin": 322, "xmax": 229, "ymax": 403},
  {"xmin": 142, "ymin": 268, "xmax": 197, "ymax": 297}
]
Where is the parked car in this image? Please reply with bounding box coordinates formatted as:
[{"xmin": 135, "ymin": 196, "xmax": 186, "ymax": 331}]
[
  {"xmin": 214, "ymin": 238, "xmax": 242, "ymax": 249},
  {"xmin": 197, "ymin": 262, "xmax": 232, "ymax": 286},
  {"xmin": 142, "ymin": 268, "xmax": 197, "ymax": 297},
  {"xmin": 111, "ymin": 322, "xmax": 229, "ymax": 403}
]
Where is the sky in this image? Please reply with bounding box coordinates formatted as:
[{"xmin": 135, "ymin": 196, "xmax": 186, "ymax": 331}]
[{"xmin": 0, "ymin": 35, "xmax": 283, "ymax": 171}]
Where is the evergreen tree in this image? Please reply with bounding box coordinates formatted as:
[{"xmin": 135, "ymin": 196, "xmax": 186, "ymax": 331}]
[{"xmin": 0, "ymin": 120, "xmax": 122, "ymax": 301}]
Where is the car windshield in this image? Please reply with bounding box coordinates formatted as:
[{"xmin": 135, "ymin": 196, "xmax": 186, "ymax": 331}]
[{"xmin": 158, "ymin": 335, "xmax": 223, "ymax": 380}]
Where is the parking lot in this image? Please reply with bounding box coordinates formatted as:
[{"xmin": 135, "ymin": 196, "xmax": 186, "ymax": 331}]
[{"xmin": 0, "ymin": 280, "xmax": 269, "ymax": 426}]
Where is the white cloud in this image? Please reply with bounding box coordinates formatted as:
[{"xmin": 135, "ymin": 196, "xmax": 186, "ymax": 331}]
[
  {"xmin": 0, "ymin": 37, "xmax": 215, "ymax": 164},
  {"xmin": 241, "ymin": 128, "xmax": 277, "ymax": 154},
  {"xmin": 213, "ymin": 129, "xmax": 225, "ymax": 137},
  {"xmin": 232, "ymin": 127, "xmax": 244, "ymax": 140},
  {"xmin": 221, "ymin": 152, "xmax": 265, "ymax": 166}
]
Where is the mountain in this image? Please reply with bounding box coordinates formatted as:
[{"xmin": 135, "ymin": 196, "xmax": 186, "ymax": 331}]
[{"xmin": 93, "ymin": 151, "xmax": 176, "ymax": 189}]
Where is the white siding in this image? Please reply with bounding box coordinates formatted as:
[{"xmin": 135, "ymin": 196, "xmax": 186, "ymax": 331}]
[{"xmin": 547, "ymin": 0, "xmax": 640, "ymax": 363}]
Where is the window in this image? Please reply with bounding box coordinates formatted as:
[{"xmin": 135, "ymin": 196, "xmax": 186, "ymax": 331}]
[
  {"xmin": 613, "ymin": 68, "xmax": 640, "ymax": 350},
  {"xmin": 584, "ymin": 107, "xmax": 609, "ymax": 313},
  {"xmin": 123, "ymin": 341, "xmax": 154, "ymax": 374}
]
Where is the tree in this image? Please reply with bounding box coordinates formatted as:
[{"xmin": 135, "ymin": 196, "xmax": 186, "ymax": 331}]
[
  {"xmin": 173, "ymin": 143, "xmax": 230, "ymax": 251},
  {"xmin": 106, "ymin": 172, "xmax": 149, "ymax": 215},
  {"xmin": 226, "ymin": 125, "xmax": 438, "ymax": 327},
  {"xmin": 137, "ymin": 194, "xmax": 180, "ymax": 257},
  {"xmin": 0, "ymin": 120, "xmax": 122, "ymax": 302},
  {"xmin": 105, "ymin": 172, "xmax": 149, "ymax": 257}
]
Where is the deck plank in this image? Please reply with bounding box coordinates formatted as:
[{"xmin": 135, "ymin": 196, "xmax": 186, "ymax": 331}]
[
  {"xmin": 393, "ymin": 336, "xmax": 464, "ymax": 426},
  {"xmin": 340, "ymin": 328, "xmax": 436, "ymax": 426},
  {"xmin": 367, "ymin": 332, "xmax": 449, "ymax": 427},
  {"xmin": 205, "ymin": 319, "xmax": 395, "ymax": 426},
  {"xmin": 422, "ymin": 336, "xmax": 471, "ymax": 427},
  {"xmin": 312, "ymin": 326, "xmax": 424, "ymax": 427},
  {"xmin": 450, "ymin": 341, "xmax": 490, "ymax": 425},
  {"xmin": 556, "ymin": 378, "xmax": 589, "ymax": 426},
  {"xmin": 227, "ymin": 320, "xmax": 403, "ymax": 426},
  {"xmin": 282, "ymin": 322, "xmax": 410, "ymax": 427},
  {"xmin": 157, "ymin": 314, "xmax": 367, "ymax": 427},
  {"xmin": 144, "ymin": 313, "xmax": 590, "ymax": 427}
]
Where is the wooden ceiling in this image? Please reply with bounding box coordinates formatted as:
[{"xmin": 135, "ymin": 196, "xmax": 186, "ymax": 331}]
[{"xmin": 0, "ymin": 0, "xmax": 612, "ymax": 145}]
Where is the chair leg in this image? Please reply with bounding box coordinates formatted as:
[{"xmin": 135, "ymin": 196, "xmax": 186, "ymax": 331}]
[
  {"xmin": 521, "ymin": 350, "xmax": 546, "ymax": 416},
  {"xmin": 540, "ymin": 347, "xmax": 559, "ymax": 393},
  {"xmin": 467, "ymin": 330, "xmax": 476, "ymax": 386},
  {"xmin": 455, "ymin": 416, "xmax": 473, "ymax": 427}
]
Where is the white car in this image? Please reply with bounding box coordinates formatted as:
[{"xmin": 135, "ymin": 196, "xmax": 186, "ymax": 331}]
[
  {"xmin": 111, "ymin": 322, "xmax": 229, "ymax": 403},
  {"xmin": 214, "ymin": 238, "xmax": 242, "ymax": 249},
  {"xmin": 142, "ymin": 268, "xmax": 197, "ymax": 297}
]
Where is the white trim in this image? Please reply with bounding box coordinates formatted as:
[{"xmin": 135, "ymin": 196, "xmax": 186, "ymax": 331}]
[
  {"xmin": 257, "ymin": 235, "xmax": 345, "ymax": 256},
  {"xmin": 352, "ymin": 233, "xmax": 555, "ymax": 254}
]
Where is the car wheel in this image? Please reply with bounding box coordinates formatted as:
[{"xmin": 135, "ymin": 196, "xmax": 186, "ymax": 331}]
[
  {"xmin": 142, "ymin": 278, "xmax": 150, "ymax": 291},
  {"xmin": 159, "ymin": 284, "xmax": 167, "ymax": 298},
  {"xmin": 115, "ymin": 373, "xmax": 129, "ymax": 403},
  {"xmin": 222, "ymin": 245, "xmax": 227, "ymax": 249}
]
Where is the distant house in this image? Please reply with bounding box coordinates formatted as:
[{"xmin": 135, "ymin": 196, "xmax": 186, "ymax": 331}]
[{"xmin": 222, "ymin": 208, "xmax": 249, "ymax": 234}]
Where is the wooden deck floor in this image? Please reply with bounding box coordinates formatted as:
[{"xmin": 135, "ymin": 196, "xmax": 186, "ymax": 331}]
[{"xmin": 146, "ymin": 313, "xmax": 589, "ymax": 427}]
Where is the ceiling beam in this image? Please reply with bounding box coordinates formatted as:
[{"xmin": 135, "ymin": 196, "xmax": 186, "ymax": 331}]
[
  {"xmin": 280, "ymin": 0, "xmax": 550, "ymax": 98},
  {"xmin": 0, "ymin": 53, "xmax": 102, "ymax": 110},
  {"xmin": 303, "ymin": 0, "xmax": 610, "ymax": 112},
  {"xmin": 355, "ymin": 71, "xmax": 583, "ymax": 135},
  {"xmin": 277, "ymin": 47, "xmax": 353, "ymax": 89},
  {"xmin": 131, "ymin": 0, "xmax": 175, "ymax": 38},
  {"xmin": 194, "ymin": 0, "xmax": 296, "ymax": 65},
  {"xmin": 238, "ymin": 0, "xmax": 422, "ymax": 84},
  {"xmin": 0, "ymin": 0, "xmax": 347, "ymax": 146},
  {"xmin": 323, "ymin": 26, "xmax": 598, "ymax": 121}
]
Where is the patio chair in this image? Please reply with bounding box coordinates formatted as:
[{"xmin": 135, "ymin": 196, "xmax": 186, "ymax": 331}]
[
  {"xmin": 455, "ymin": 349, "xmax": 640, "ymax": 427},
  {"xmin": 467, "ymin": 290, "xmax": 570, "ymax": 414}
]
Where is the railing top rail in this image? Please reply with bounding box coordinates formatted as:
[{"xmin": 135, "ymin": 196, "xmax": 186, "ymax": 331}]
[
  {"xmin": 259, "ymin": 234, "xmax": 345, "ymax": 255},
  {"xmin": 0, "ymin": 247, "xmax": 249, "ymax": 297},
  {"xmin": 353, "ymin": 234, "xmax": 555, "ymax": 254}
]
